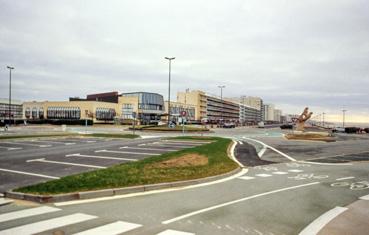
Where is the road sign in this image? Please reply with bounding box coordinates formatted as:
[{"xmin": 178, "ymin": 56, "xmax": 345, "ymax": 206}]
[{"xmin": 180, "ymin": 111, "xmax": 186, "ymax": 117}]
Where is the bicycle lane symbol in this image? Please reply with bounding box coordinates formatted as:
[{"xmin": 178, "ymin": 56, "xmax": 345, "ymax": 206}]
[
  {"xmin": 331, "ymin": 181, "xmax": 369, "ymax": 191},
  {"xmin": 288, "ymin": 173, "xmax": 329, "ymax": 180}
]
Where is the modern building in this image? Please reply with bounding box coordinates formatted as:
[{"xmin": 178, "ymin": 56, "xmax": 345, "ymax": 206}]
[
  {"xmin": 177, "ymin": 90, "xmax": 207, "ymax": 122},
  {"xmin": 239, "ymin": 104, "xmax": 260, "ymax": 125},
  {"xmin": 274, "ymin": 109, "xmax": 282, "ymax": 123},
  {"xmin": 263, "ymin": 104, "xmax": 275, "ymax": 122},
  {"xmin": 0, "ymin": 98, "xmax": 23, "ymax": 125},
  {"xmin": 164, "ymin": 101, "xmax": 196, "ymax": 123}
]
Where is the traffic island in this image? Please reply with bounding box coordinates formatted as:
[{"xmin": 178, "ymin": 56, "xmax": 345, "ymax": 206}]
[
  {"xmin": 284, "ymin": 131, "xmax": 336, "ymax": 142},
  {"xmin": 8, "ymin": 137, "xmax": 239, "ymax": 203}
]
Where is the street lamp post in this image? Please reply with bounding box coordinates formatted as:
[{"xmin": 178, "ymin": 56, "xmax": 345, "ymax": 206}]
[
  {"xmin": 322, "ymin": 112, "xmax": 325, "ymax": 127},
  {"xmin": 7, "ymin": 66, "xmax": 14, "ymax": 127},
  {"xmin": 218, "ymin": 85, "xmax": 225, "ymax": 124},
  {"xmin": 165, "ymin": 57, "xmax": 175, "ymax": 126},
  {"xmin": 342, "ymin": 109, "xmax": 347, "ymax": 128}
]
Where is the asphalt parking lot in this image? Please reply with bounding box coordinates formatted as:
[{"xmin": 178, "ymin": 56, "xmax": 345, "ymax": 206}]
[{"xmin": 0, "ymin": 137, "xmax": 208, "ymax": 193}]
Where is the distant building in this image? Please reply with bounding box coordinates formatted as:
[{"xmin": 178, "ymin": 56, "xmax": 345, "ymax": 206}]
[
  {"xmin": 263, "ymin": 104, "xmax": 275, "ymax": 121},
  {"xmin": 164, "ymin": 101, "xmax": 196, "ymax": 123},
  {"xmin": 239, "ymin": 104, "xmax": 260, "ymax": 125},
  {"xmin": 274, "ymin": 109, "xmax": 282, "ymax": 122},
  {"xmin": 0, "ymin": 98, "xmax": 23, "ymax": 124}
]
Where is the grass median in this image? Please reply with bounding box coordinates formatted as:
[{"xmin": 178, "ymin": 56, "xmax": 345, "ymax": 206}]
[{"xmin": 15, "ymin": 136, "xmax": 238, "ymax": 195}]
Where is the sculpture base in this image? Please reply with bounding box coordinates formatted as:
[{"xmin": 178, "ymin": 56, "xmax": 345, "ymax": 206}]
[{"xmin": 285, "ymin": 131, "xmax": 336, "ymax": 142}]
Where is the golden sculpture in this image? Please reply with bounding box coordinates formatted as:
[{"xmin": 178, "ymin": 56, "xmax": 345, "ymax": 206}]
[{"xmin": 295, "ymin": 107, "xmax": 313, "ymax": 131}]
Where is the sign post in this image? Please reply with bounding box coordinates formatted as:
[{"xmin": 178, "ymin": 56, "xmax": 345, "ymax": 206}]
[
  {"xmin": 132, "ymin": 112, "xmax": 136, "ymax": 135},
  {"xmin": 180, "ymin": 111, "xmax": 187, "ymax": 134}
]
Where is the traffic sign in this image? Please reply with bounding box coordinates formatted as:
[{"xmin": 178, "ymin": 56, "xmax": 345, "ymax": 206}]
[{"xmin": 180, "ymin": 111, "xmax": 187, "ymax": 116}]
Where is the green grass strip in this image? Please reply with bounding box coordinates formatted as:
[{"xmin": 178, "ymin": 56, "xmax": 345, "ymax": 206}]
[{"xmin": 15, "ymin": 137, "xmax": 237, "ymax": 195}]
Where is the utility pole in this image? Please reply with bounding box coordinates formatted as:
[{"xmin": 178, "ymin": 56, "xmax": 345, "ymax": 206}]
[
  {"xmin": 218, "ymin": 85, "xmax": 225, "ymax": 124},
  {"xmin": 342, "ymin": 109, "xmax": 347, "ymax": 128},
  {"xmin": 322, "ymin": 112, "xmax": 325, "ymax": 127},
  {"xmin": 7, "ymin": 66, "xmax": 14, "ymax": 127},
  {"xmin": 165, "ymin": 57, "xmax": 175, "ymax": 126}
]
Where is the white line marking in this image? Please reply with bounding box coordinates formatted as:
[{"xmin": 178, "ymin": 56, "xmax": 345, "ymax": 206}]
[
  {"xmin": 0, "ymin": 167, "xmax": 60, "ymax": 179},
  {"xmin": 336, "ymin": 176, "xmax": 355, "ymax": 181},
  {"xmin": 0, "ymin": 146, "xmax": 22, "ymax": 150},
  {"xmin": 0, "ymin": 193, "xmax": 3, "ymax": 197},
  {"xmin": 258, "ymin": 147, "xmax": 267, "ymax": 157},
  {"xmin": 0, "ymin": 198, "xmax": 14, "ymax": 206},
  {"xmin": 0, "ymin": 206, "xmax": 61, "ymax": 223},
  {"xmin": 55, "ymin": 168, "xmax": 249, "ymax": 207},
  {"xmin": 255, "ymin": 174, "xmax": 272, "ymax": 177},
  {"xmin": 238, "ymin": 176, "xmax": 255, "ymax": 180},
  {"xmin": 30, "ymin": 140, "xmax": 71, "ymax": 145},
  {"xmin": 238, "ymin": 141, "xmax": 243, "ymax": 145},
  {"xmin": 146, "ymin": 144, "xmax": 188, "ymax": 148},
  {"xmin": 359, "ymin": 194, "xmax": 369, "ymax": 200},
  {"xmin": 138, "ymin": 143, "xmax": 146, "ymax": 146},
  {"xmin": 65, "ymin": 142, "xmax": 76, "ymax": 145},
  {"xmin": 230, "ymin": 140, "xmax": 244, "ymax": 167},
  {"xmin": 0, "ymin": 213, "xmax": 97, "ymax": 235},
  {"xmin": 288, "ymin": 169, "xmax": 304, "ymax": 173},
  {"xmin": 298, "ymin": 206, "xmax": 348, "ymax": 235},
  {"xmin": 159, "ymin": 142, "xmax": 202, "ymax": 146},
  {"xmin": 273, "ymin": 171, "xmax": 288, "ymax": 175},
  {"xmin": 27, "ymin": 158, "xmax": 106, "ymax": 169},
  {"xmin": 85, "ymin": 140, "xmax": 97, "ymax": 143},
  {"xmin": 164, "ymin": 140, "xmax": 211, "ymax": 144},
  {"xmin": 66, "ymin": 153, "xmax": 138, "ymax": 161},
  {"xmin": 120, "ymin": 146, "xmax": 176, "ymax": 152},
  {"xmin": 162, "ymin": 182, "xmax": 320, "ymax": 224},
  {"xmin": 73, "ymin": 221, "xmax": 142, "ymax": 235},
  {"xmin": 0, "ymin": 142, "xmax": 51, "ymax": 147},
  {"xmin": 243, "ymin": 137, "xmax": 297, "ymax": 161},
  {"xmin": 156, "ymin": 229, "xmax": 195, "ymax": 235},
  {"xmin": 95, "ymin": 150, "xmax": 160, "ymax": 156},
  {"xmin": 299, "ymin": 161, "xmax": 353, "ymax": 166}
]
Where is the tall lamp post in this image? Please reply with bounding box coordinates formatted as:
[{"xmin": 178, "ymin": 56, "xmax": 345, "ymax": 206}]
[
  {"xmin": 322, "ymin": 112, "xmax": 325, "ymax": 127},
  {"xmin": 342, "ymin": 109, "xmax": 347, "ymax": 128},
  {"xmin": 7, "ymin": 66, "xmax": 14, "ymax": 127},
  {"xmin": 165, "ymin": 57, "xmax": 175, "ymax": 126},
  {"xmin": 218, "ymin": 85, "xmax": 225, "ymax": 124}
]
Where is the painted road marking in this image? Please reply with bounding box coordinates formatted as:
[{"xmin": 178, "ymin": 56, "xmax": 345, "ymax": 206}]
[
  {"xmin": 157, "ymin": 229, "xmax": 195, "ymax": 235},
  {"xmin": 0, "ymin": 198, "xmax": 14, "ymax": 206},
  {"xmin": 273, "ymin": 171, "xmax": 288, "ymax": 175},
  {"xmin": 66, "ymin": 153, "xmax": 138, "ymax": 161},
  {"xmin": 55, "ymin": 168, "xmax": 249, "ymax": 207},
  {"xmin": 257, "ymin": 147, "xmax": 267, "ymax": 157},
  {"xmin": 299, "ymin": 161, "xmax": 352, "ymax": 166},
  {"xmin": 73, "ymin": 221, "xmax": 142, "ymax": 235},
  {"xmin": 138, "ymin": 143, "xmax": 146, "ymax": 146},
  {"xmin": 27, "ymin": 158, "xmax": 106, "ymax": 169},
  {"xmin": 120, "ymin": 146, "xmax": 176, "ymax": 152},
  {"xmin": 0, "ymin": 206, "xmax": 61, "ymax": 223},
  {"xmin": 164, "ymin": 140, "xmax": 211, "ymax": 144},
  {"xmin": 288, "ymin": 169, "xmax": 304, "ymax": 173},
  {"xmin": 0, "ymin": 141, "xmax": 51, "ymax": 148},
  {"xmin": 160, "ymin": 141, "xmax": 203, "ymax": 146},
  {"xmin": 0, "ymin": 193, "xmax": 3, "ymax": 197},
  {"xmin": 298, "ymin": 206, "xmax": 347, "ymax": 235},
  {"xmin": 238, "ymin": 176, "xmax": 255, "ymax": 180},
  {"xmin": 0, "ymin": 167, "xmax": 60, "ymax": 179},
  {"xmin": 95, "ymin": 150, "xmax": 160, "ymax": 156},
  {"xmin": 238, "ymin": 141, "xmax": 243, "ymax": 145},
  {"xmin": 147, "ymin": 144, "xmax": 191, "ymax": 148},
  {"xmin": 30, "ymin": 140, "xmax": 74, "ymax": 145},
  {"xmin": 0, "ymin": 146, "xmax": 22, "ymax": 150},
  {"xmin": 0, "ymin": 213, "xmax": 97, "ymax": 235},
  {"xmin": 84, "ymin": 140, "xmax": 97, "ymax": 143},
  {"xmin": 162, "ymin": 182, "xmax": 320, "ymax": 225},
  {"xmin": 360, "ymin": 194, "xmax": 369, "ymax": 200},
  {"xmin": 336, "ymin": 176, "xmax": 355, "ymax": 181},
  {"xmin": 255, "ymin": 174, "xmax": 272, "ymax": 177}
]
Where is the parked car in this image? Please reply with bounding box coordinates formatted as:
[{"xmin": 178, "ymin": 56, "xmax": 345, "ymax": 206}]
[
  {"xmin": 222, "ymin": 122, "xmax": 236, "ymax": 128},
  {"xmin": 332, "ymin": 127, "xmax": 345, "ymax": 133},
  {"xmin": 345, "ymin": 127, "xmax": 359, "ymax": 133},
  {"xmin": 364, "ymin": 128, "xmax": 369, "ymax": 133},
  {"xmin": 280, "ymin": 124, "xmax": 293, "ymax": 129}
]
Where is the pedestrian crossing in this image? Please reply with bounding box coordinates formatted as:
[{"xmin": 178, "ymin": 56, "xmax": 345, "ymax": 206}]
[
  {"xmin": 238, "ymin": 169, "xmax": 305, "ymax": 181},
  {"xmin": 0, "ymin": 205, "xmax": 194, "ymax": 235}
]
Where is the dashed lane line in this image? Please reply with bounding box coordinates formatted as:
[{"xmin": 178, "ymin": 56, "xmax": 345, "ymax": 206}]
[
  {"xmin": 288, "ymin": 169, "xmax": 304, "ymax": 173},
  {"xmin": 120, "ymin": 146, "xmax": 176, "ymax": 152},
  {"xmin": 255, "ymin": 174, "xmax": 272, "ymax": 177},
  {"xmin": 238, "ymin": 176, "xmax": 255, "ymax": 180},
  {"xmin": 95, "ymin": 150, "xmax": 160, "ymax": 156},
  {"xmin": 26, "ymin": 158, "xmax": 106, "ymax": 169},
  {"xmin": 66, "ymin": 153, "xmax": 138, "ymax": 161},
  {"xmin": 0, "ymin": 167, "xmax": 60, "ymax": 179},
  {"xmin": 298, "ymin": 207, "xmax": 348, "ymax": 235},
  {"xmin": 162, "ymin": 182, "xmax": 320, "ymax": 225},
  {"xmin": 336, "ymin": 176, "xmax": 355, "ymax": 181},
  {"xmin": 0, "ymin": 146, "xmax": 22, "ymax": 150},
  {"xmin": 157, "ymin": 229, "xmax": 195, "ymax": 235},
  {"xmin": 273, "ymin": 171, "xmax": 288, "ymax": 175},
  {"xmin": 72, "ymin": 221, "xmax": 142, "ymax": 235},
  {"xmin": 30, "ymin": 140, "xmax": 75, "ymax": 145},
  {"xmin": 0, "ymin": 206, "xmax": 61, "ymax": 223},
  {"xmin": 0, "ymin": 213, "xmax": 97, "ymax": 235}
]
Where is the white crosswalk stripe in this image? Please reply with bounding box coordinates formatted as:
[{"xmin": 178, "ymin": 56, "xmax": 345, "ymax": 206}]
[
  {"xmin": 0, "ymin": 198, "xmax": 14, "ymax": 206},
  {"xmin": 73, "ymin": 221, "xmax": 142, "ymax": 235},
  {"xmin": 0, "ymin": 213, "xmax": 97, "ymax": 235},
  {"xmin": 157, "ymin": 229, "xmax": 195, "ymax": 235},
  {"xmin": 0, "ymin": 206, "xmax": 61, "ymax": 223}
]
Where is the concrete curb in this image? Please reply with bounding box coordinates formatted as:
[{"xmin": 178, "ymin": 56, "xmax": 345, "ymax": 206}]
[{"xmin": 5, "ymin": 168, "xmax": 241, "ymax": 203}]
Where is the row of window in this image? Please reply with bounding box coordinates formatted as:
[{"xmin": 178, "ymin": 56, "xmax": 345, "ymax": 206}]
[
  {"xmin": 96, "ymin": 108, "xmax": 116, "ymax": 120},
  {"xmin": 47, "ymin": 107, "xmax": 81, "ymax": 119}
]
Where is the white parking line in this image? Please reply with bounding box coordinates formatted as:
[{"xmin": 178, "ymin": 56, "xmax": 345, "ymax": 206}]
[
  {"xmin": 157, "ymin": 229, "xmax": 195, "ymax": 235},
  {"xmin": 162, "ymin": 182, "xmax": 320, "ymax": 224},
  {"xmin": 30, "ymin": 140, "xmax": 74, "ymax": 145},
  {"xmin": 120, "ymin": 146, "xmax": 176, "ymax": 152},
  {"xmin": 26, "ymin": 158, "xmax": 106, "ymax": 169},
  {"xmin": 359, "ymin": 194, "xmax": 369, "ymax": 200},
  {"xmin": 258, "ymin": 147, "xmax": 267, "ymax": 157},
  {"xmin": 0, "ymin": 198, "xmax": 14, "ymax": 206},
  {"xmin": 238, "ymin": 176, "xmax": 255, "ymax": 180},
  {"xmin": 288, "ymin": 169, "xmax": 304, "ymax": 173},
  {"xmin": 66, "ymin": 153, "xmax": 138, "ymax": 161},
  {"xmin": 0, "ymin": 206, "xmax": 61, "ymax": 223},
  {"xmin": 85, "ymin": 140, "xmax": 97, "ymax": 143},
  {"xmin": 0, "ymin": 146, "xmax": 22, "ymax": 150},
  {"xmin": 336, "ymin": 176, "xmax": 355, "ymax": 181},
  {"xmin": 298, "ymin": 206, "xmax": 348, "ymax": 235},
  {"xmin": 73, "ymin": 221, "xmax": 142, "ymax": 235},
  {"xmin": 0, "ymin": 213, "xmax": 97, "ymax": 235},
  {"xmin": 273, "ymin": 171, "xmax": 288, "ymax": 175},
  {"xmin": 0, "ymin": 167, "xmax": 60, "ymax": 179},
  {"xmin": 95, "ymin": 150, "xmax": 160, "ymax": 156},
  {"xmin": 256, "ymin": 174, "xmax": 272, "ymax": 177},
  {"xmin": 0, "ymin": 193, "xmax": 3, "ymax": 197},
  {"xmin": 0, "ymin": 142, "xmax": 51, "ymax": 148}
]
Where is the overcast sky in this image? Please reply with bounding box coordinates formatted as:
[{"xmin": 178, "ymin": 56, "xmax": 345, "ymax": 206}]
[{"xmin": 1, "ymin": 0, "xmax": 368, "ymax": 123}]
